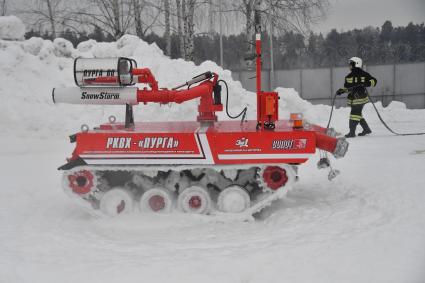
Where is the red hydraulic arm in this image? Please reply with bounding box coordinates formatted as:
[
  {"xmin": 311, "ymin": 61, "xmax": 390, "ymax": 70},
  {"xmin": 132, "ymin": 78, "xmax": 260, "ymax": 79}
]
[
  {"xmin": 80, "ymin": 65, "xmax": 223, "ymax": 123},
  {"xmin": 133, "ymin": 68, "xmax": 159, "ymax": 91},
  {"xmin": 134, "ymin": 69, "xmax": 222, "ymax": 122}
]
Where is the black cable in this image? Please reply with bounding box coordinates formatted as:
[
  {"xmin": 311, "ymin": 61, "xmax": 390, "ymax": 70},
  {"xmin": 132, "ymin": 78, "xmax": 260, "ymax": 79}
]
[
  {"xmin": 326, "ymin": 91, "xmax": 338, "ymax": 129},
  {"xmin": 218, "ymin": 79, "xmax": 248, "ymax": 121},
  {"xmin": 365, "ymin": 89, "xmax": 425, "ymax": 136}
]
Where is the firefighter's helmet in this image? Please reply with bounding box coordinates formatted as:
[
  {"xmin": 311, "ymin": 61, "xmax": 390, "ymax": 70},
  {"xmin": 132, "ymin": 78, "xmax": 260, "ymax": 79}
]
[{"xmin": 349, "ymin": 57, "xmax": 363, "ymax": 68}]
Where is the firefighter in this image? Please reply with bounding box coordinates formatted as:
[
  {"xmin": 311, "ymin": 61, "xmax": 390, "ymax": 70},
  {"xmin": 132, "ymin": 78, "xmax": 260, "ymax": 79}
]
[{"xmin": 336, "ymin": 57, "xmax": 377, "ymax": 138}]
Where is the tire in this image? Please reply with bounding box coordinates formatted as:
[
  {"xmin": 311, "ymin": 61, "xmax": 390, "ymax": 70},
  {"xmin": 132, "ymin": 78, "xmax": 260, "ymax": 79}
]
[
  {"xmin": 217, "ymin": 185, "xmax": 251, "ymax": 213},
  {"xmin": 177, "ymin": 186, "xmax": 212, "ymax": 214},
  {"xmin": 99, "ymin": 187, "xmax": 134, "ymax": 217},
  {"xmin": 139, "ymin": 187, "xmax": 173, "ymax": 213}
]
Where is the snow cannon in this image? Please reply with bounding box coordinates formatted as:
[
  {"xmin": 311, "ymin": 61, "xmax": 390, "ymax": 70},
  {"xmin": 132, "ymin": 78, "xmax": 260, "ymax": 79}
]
[
  {"xmin": 53, "ymin": 57, "xmax": 139, "ymax": 105},
  {"xmin": 54, "ymin": 43, "xmax": 348, "ymax": 218}
]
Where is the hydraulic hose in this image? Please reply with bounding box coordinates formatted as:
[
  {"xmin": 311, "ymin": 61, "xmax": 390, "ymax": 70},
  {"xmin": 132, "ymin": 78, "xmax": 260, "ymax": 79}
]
[
  {"xmin": 365, "ymin": 90, "xmax": 425, "ymax": 136},
  {"xmin": 218, "ymin": 79, "xmax": 248, "ymax": 121}
]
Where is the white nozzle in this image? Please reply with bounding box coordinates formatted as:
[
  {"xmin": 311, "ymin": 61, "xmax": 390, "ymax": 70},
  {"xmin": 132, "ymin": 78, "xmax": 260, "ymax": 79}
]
[{"xmin": 52, "ymin": 87, "xmax": 138, "ymax": 105}]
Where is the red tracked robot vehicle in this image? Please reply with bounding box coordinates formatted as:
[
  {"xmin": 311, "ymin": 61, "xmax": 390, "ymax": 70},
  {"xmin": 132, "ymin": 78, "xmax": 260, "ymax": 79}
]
[{"xmin": 53, "ymin": 32, "xmax": 348, "ymax": 218}]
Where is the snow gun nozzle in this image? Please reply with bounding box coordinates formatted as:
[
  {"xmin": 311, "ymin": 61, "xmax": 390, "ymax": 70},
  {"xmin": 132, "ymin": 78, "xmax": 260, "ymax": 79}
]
[
  {"xmin": 333, "ymin": 137, "xmax": 349, "ymax": 159},
  {"xmin": 172, "ymin": 71, "xmax": 213, "ymax": 90}
]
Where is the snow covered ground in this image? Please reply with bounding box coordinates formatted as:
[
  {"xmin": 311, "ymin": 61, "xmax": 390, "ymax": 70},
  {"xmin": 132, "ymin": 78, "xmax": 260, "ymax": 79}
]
[
  {"xmin": 1, "ymin": 18, "xmax": 425, "ymax": 283},
  {"xmin": 1, "ymin": 121, "xmax": 425, "ymax": 283}
]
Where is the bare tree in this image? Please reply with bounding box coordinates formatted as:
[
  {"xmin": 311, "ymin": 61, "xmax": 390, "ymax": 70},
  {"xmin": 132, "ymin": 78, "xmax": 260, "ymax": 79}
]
[
  {"xmin": 132, "ymin": 0, "xmax": 144, "ymax": 37},
  {"xmin": 182, "ymin": 0, "xmax": 188, "ymax": 58},
  {"xmin": 231, "ymin": 0, "xmax": 328, "ymax": 54},
  {"xmin": 240, "ymin": 0, "xmax": 255, "ymax": 53},
  {"xmin": 26, "ymin": 0, "xmax": 67, "ymax": 37},
  {"xmin": 263, "ymin": 0, "xmax": 328, "ymax": 35},
  {"xmin": 175, "ymin": 0, "xmax": 184, "ymax": 57},
  {"xmin": 208, "ymin": 0, "xmax": 214, "ymax": 37},
  {"xmin": 45, "ymin": 0, "xmax": 57, "ymax": 36},
  {"xmin": 131, "ymin": 0, "xmax": 163, "ymax": 39},
  {"xmin": 186, "ymin": 0, "xmax": 196, "ymax": 61},
  {"xmin": 1, "ymin": 0, "xmax": 6, "ymax": 16},
  {"xmin": 74, "ymin": 0, "xmax": 133, "ymax": 39},
  {"xmin": 175, "ymin": 0, "xmax": 197, "ymax": 61},
  {"xmin": 164, "ymin": 0, "xmax": 171, "ymax": 56}
]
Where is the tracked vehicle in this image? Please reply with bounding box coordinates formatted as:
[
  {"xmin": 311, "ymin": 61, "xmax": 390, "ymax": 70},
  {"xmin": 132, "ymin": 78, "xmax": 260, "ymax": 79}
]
[{"xmin": 53, "ymin": 30, "xmax": 348, "ymax": 218}]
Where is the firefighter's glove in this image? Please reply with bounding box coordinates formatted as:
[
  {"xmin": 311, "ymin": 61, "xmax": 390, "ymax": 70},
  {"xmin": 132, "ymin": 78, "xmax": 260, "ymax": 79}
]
[{"xmin": 336, "ymin": 88, "xmax": 347, "ymax": 96}]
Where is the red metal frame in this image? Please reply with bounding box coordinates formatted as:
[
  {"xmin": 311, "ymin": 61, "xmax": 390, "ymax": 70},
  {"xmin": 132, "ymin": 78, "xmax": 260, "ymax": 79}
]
[{"xmin": 68, "ymin": 119, "xmax": 340, "ymax": 167}]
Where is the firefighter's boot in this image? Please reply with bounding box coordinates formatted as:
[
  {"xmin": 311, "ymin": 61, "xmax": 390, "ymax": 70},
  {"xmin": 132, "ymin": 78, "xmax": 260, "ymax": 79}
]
[
  {"xmin": 345, "ymin": 120, "xmax": 358, "ymax": 138},
  {"xmin": 358, "ymin": 119, "xmax": 372, "ymax": 136}
]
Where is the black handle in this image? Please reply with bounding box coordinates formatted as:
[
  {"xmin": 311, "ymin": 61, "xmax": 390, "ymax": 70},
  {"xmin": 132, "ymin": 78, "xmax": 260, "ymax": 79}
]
[{"xmin": 187, "ymin": 71, "xmax": 213, "ymax": 86}]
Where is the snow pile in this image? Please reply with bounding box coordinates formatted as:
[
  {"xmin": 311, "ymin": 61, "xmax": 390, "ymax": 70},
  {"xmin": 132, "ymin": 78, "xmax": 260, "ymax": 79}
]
[
  {"xmin": 0, "ymin": 16, "xmax": 25, "ymax": 40},
  {"xmin": 276, "ymin": 87, "xmax": 337, "ymax": 125},
  {"xmin": 0, "ymin": 34, "xmax": 255, "ymax": 138}
]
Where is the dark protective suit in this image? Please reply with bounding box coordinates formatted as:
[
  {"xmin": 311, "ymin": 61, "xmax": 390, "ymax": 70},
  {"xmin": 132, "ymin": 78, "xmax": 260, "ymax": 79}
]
[{"xmin": 340, "ymin": 67, "xmax": 377, "ymax": 137}]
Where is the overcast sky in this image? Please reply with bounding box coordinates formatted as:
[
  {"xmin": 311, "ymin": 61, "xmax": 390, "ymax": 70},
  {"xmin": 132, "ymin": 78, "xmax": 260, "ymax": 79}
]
[{"xmin": 313, "ymin": 0, "xmax": 425, "ymax": 34}]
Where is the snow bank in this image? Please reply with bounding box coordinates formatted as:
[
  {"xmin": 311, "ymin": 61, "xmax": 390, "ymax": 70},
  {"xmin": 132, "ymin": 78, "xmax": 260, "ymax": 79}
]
[
  {"xmin": 0, "ymin": 16, "xmax": 25, "ymax": 40},
  {"xmin": 0, "ymin": 34, "xmax": 253, "ymax": 138},
  {"xmin": 276, "ymin": 87, "xmax": 335, "ymax": 125},
  {"xmin": 0, "ymin": 30, "xmax": 423, "ymax": 139}
]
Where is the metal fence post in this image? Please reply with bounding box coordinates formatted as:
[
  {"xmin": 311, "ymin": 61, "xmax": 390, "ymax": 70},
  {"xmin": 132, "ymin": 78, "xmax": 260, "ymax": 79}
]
[
  {"xmin": 393, "ymin": 64, "xmax": 396, "ymax": 104},
  {"xmin": 330, "ymin": 67, "xmax": 334, "ymax": 100}
]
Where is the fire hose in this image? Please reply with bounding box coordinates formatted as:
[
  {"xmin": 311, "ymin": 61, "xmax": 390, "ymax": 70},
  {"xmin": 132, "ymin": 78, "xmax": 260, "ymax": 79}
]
[{"xmin": 327, "ymin": 87, "xmax": 425, "ymax": 136}]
